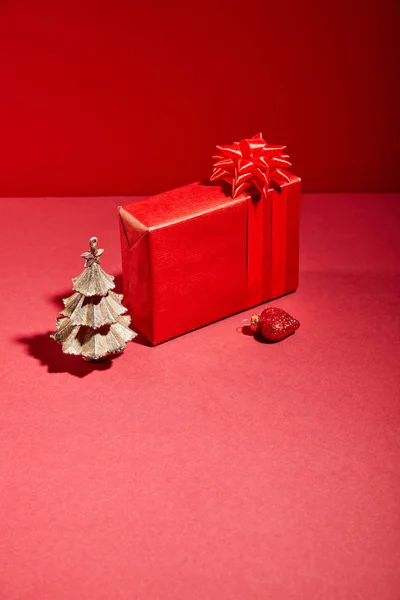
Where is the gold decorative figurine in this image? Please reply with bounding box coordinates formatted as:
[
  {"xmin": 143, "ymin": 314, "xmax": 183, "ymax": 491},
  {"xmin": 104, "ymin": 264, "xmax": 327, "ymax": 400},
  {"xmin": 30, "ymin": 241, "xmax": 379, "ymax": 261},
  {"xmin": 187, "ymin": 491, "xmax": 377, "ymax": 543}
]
[{"xmin": 50, "ymin": 237, "xmax": 136, "ymax": 360}]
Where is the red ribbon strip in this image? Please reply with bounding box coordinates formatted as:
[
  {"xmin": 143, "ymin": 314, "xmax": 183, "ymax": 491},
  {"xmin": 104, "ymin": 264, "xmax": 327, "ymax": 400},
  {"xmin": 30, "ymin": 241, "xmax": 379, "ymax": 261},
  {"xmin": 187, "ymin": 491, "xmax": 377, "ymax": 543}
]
[{"xmin": 211, "ymin": 133, "xmax": 291, "ymax": 306}]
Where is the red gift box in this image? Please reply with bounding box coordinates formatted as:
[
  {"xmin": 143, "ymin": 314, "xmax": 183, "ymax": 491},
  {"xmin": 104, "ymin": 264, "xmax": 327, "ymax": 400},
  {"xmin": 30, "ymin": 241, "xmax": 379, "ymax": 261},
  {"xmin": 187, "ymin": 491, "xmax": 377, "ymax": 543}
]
[{"xmin": 119, "ymin": 135, "xmax": 301, "ymax": 344}]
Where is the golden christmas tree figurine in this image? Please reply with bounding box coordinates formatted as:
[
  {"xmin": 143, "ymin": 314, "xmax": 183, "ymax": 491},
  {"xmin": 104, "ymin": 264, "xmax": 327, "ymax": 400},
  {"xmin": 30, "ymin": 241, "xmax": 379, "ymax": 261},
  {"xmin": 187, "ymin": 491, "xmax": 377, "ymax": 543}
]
[{"xmin": 50, "ymin": 237, "xmax": 137, "ymax": 360}]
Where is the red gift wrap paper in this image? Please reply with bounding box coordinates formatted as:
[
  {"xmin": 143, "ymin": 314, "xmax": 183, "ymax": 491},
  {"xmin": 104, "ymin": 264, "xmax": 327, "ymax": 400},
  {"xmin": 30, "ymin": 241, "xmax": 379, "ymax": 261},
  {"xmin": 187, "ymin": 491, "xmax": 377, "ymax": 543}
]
[{"xmin": 119, "ymin": 175, "xmax": 300, "ymax": 345}]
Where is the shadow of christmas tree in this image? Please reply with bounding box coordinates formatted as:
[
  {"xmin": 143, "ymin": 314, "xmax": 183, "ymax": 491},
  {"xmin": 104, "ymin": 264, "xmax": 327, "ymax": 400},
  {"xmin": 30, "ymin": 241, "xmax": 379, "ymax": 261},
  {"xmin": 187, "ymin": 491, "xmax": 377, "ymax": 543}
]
[
  {"xmin": 16, "ymin": 271, "xmax": 150, "ymax": 377},
  {"xmin": 16, "ymin": 273, "xmax": 126, "ymax": 377},
  {"xmin": 16, "ymin": 332, "xmax": 117, "ymax": 378}
]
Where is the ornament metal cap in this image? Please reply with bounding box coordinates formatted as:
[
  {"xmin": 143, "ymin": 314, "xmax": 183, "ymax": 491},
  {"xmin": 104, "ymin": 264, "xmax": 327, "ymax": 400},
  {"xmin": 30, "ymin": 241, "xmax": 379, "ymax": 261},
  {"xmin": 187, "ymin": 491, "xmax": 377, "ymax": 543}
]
[{"xmin": 250, "ymin": 314, "xmax": 259, "ymax": 331}]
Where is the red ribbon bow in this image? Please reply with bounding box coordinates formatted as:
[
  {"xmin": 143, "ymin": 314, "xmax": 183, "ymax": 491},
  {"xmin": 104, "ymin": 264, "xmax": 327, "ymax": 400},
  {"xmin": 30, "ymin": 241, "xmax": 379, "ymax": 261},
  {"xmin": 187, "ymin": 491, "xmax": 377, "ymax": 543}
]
[{"xmin": 210, "ymin": 133, "xmax": 291, "ymax": 198}]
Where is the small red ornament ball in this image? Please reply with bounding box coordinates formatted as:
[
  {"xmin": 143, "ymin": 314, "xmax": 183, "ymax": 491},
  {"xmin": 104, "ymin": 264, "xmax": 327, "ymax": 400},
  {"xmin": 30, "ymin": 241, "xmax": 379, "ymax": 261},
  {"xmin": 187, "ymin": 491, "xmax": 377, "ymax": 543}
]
[{"xmin": 250, "ymin": 307, "xmax": 300, "ymax": 341}]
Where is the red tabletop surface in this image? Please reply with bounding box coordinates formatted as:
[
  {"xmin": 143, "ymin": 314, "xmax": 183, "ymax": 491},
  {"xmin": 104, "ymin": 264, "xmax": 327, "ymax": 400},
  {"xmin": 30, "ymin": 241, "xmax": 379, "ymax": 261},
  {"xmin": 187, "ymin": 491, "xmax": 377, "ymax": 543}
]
[{"xmin": 1, "ymin": 194, "xmax": 400, "ymax": 599}]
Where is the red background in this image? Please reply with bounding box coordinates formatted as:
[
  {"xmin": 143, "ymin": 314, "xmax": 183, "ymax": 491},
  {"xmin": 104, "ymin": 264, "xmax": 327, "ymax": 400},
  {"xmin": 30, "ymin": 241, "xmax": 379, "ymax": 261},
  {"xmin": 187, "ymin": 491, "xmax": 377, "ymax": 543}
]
[{"xmin": 0, "ymin": 0, "xmax": 399, "ymax": 197}]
